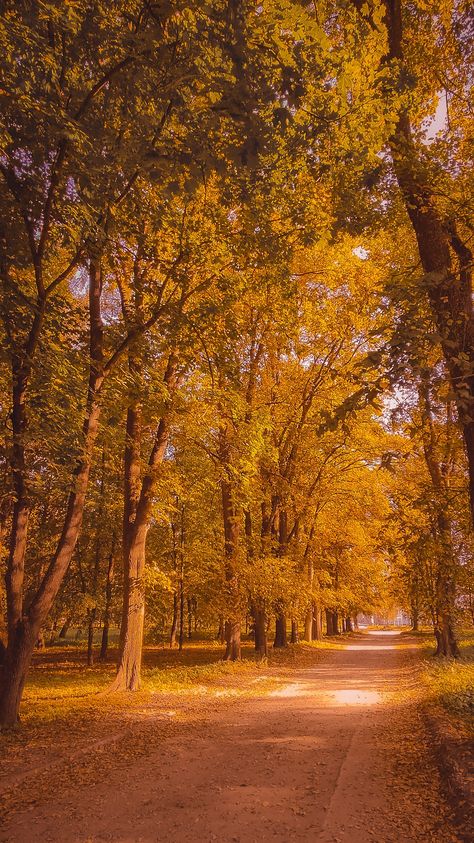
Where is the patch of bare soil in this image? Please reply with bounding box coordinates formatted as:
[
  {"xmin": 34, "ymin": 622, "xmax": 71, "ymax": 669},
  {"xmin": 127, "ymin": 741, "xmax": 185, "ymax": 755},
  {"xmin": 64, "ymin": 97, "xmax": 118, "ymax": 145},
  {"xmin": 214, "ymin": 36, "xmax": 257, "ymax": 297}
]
[{"xmin": 0, "ymin": 634, "xmax": 462, "ymax": 842}]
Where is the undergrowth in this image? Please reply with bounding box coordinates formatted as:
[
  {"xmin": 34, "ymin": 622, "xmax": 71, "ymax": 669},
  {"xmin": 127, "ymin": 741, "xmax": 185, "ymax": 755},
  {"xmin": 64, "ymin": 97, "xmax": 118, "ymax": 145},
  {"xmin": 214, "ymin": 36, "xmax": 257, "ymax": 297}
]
[
  {"xmin": 421, "ymin": 629, "xmax": 474, "ymax": 734},
  {"xmin": 11, "ymin": 637, "xmax": 337, "ymax": 728}
]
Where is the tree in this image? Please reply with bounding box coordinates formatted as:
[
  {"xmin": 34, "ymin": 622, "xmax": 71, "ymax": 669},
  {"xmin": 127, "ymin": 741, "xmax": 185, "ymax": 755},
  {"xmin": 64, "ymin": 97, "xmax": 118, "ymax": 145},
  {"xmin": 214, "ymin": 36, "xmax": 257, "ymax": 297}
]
[{"xmin": 351, "ymin": 0, "xmax": 474, "ymax": 522}]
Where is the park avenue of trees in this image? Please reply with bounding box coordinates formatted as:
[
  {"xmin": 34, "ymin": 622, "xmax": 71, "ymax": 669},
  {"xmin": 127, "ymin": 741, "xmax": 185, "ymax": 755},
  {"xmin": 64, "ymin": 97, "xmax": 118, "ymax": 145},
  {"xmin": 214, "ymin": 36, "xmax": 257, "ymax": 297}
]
[{"xmin": 0, "ymin": 0, "xmax": 473, "ymax": 736}]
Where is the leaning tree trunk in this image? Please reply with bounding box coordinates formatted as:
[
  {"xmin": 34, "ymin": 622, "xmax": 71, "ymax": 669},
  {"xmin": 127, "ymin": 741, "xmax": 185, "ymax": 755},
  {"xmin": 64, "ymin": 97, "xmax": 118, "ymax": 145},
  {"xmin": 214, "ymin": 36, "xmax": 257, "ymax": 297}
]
[
  {"xmin": 381, "ymin": 0, "xmax": 474, "ymax": 524},
  {"xmin": 0, "ymin": 620, "xmax": 37, "ymax": 726},
  {"xmin": 0, "ymin": 407, "xmax": 103, "ymax": 725},
  {"xmin": 0, "ymin": 254, "xmax": 104, "ymax": 727}
]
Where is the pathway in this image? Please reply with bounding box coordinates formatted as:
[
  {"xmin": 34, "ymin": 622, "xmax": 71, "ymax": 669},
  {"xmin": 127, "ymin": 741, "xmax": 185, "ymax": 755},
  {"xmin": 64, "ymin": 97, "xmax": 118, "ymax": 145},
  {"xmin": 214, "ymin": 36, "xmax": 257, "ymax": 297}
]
[{"xmin": 0, "ymin": 632, "xmax": 458, "ymax": 842}]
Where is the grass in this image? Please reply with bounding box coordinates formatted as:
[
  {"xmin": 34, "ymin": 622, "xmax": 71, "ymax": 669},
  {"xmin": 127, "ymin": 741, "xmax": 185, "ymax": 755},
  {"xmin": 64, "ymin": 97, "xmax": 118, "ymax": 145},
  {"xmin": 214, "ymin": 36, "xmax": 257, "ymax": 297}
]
[
  {"xmin": 420, "ymin": 629, "xmax": 474, "ymax": 735},
  {"xmin": 0, "ymin": 635, "xmax": 341, "ymax": 787},
  {"xmin": 10, "ymin": 636, "xmax": 339, "ymax": 728},
  {"xmin": 13, "ymin": 626, "xmax": 472, "ymax": 735},
  {"xmin": 10, "ymin": 627, "xmax": 473, "ymax": 730}
]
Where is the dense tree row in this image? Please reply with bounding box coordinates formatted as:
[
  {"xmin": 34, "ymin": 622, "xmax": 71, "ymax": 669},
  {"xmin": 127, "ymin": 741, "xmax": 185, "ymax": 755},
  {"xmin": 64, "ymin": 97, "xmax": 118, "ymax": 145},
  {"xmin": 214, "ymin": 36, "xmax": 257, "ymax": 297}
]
[{"xmin": 0, "ymin": 0, "xmax": 472, "ymax": 726}]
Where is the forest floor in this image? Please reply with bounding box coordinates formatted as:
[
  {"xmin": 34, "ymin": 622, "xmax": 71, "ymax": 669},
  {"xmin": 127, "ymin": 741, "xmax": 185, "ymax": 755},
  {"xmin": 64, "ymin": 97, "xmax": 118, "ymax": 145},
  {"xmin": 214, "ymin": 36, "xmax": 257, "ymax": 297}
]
[{"xmin": 0, "ymin": 631, "xmax": 472, "ymax": 843}]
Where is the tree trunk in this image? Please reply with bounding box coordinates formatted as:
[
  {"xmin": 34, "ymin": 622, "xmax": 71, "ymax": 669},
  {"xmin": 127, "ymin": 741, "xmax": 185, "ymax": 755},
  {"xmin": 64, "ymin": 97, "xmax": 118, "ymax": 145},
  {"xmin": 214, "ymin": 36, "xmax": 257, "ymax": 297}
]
[
  {"xmin": 87, "ymin": 610, "xmax": 95, "ymax": 666},
  {"xmin": 113, "ymin": 359, "xmax": 175, "ymax": 691},
  {"xmin": 178, "ymin": 503, "xmax": 186, "ymax": 652},
  {"xmin": 381, "ymin": 0, "xmax": 474, "ymax": 524},
  {"xmin": 220, "ymin": 425, "xmax": 241, "ymax": 662},
  {"xmin": 274, "ymin": 613, "xmax": 287, "ymax": 648},
  {"xmin": 0, "ymin": 619, "xmax": 37, "ymax": 726},
  {"xmin": 87, "ymin": 449, "xmax": 106, "ymax": 666},
  {"xmin": 290, "ymin": 619, "xmax": 298, "ymax": 644},
  {"xmin": 0, "ymin": 254, "xmax": 104, "ymax": 727},
  {"xmin": 58, "ymin": 619, "xmax": 70, "ymax": 639},
  {"xmin": 437, "ymin": 611, "xmax": 460, "ymax": 658},
  {"xmin": 418, "ymin": 378, "xmax": 460, "ymax": 658},
  {"xmin": 224, "ymin": 618, "xmax": 241, "ymax": 661},
  {"xmin": 217, "ymin": 617, "xmax": 225, "ymax": 644},
  {"xmin": 100, "ymin": 540, "xmax": 115, "ymax": 660},
  {"xmin": 187, "ymin": 597, "xmax": 193, "ymax": 640},
  {"xmin": 178, "ymin": 579, "xmax": 185, "ymax": 652},
  {"xmin": 112, "ymin": 524, "xmax": 148, "ymax": 691},
  {"xmin": 325, "ymin": 609, "xmax": 333, "ymax": 636},
  {"xmin": 304, "ymin": 606, "xmax": 313, "ymax": 642},
  {"xmin": 345, "ymin": 616, "xmax": 353, "ymax": 633},
  {"xmin": 170, "ymin": 591, "xmax": 178, "ymax": 648},
  {"xmin": 253, "ymin": 606, "xmax": 267, "ymax": 658},
  {"xmin": 312, "ymin": 606, "xmax": 322, "ymax": 641}
]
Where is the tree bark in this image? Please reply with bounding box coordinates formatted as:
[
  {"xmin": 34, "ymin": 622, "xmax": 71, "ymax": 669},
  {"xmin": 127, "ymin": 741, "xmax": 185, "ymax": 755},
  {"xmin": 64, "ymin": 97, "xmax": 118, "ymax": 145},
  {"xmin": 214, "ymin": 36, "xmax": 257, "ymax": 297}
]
[
  {"xmin": 178, "ymin": 579, "xmax": 185, "ymax": 652},
  {"xmin": 217, "ymin": 617, "xmax": 225, "ymax": 644},
  {"xmin": 0, "ymin": 253, "xmax": 104, "ymax": 727},
  {"xmin": 86, "ymin": 612, "xmax": 95, "ymax": 666},
  {"xmin": 113, "ymin": 357, "xmax": 175, "ymax": 690},
  {"xmin": 187, "ymin": 597, "xmax": 193, "ymax": 640},
  {"xmin": 290, "ymin": 619, "xmax": 298, "ymax": 644},
  {"xmin": 112, "ymin": 525, "xmax": 147, "ymax": 690},
  {"xmin": 419, "ymin": 381, "xmax": 459, "ymax": 657},
  {"xmin": 325, "ymin": 609, "xmax": 334, "ymax": 636},
  {"xmin": 274, "ymin": 612, "xmax": 287, "ymax": 648},
  {"xmin": 58, "ymin": 618, "xmax": 71, "ymax": 639},
  {"xmin": 381, "ymin": 0, "xmax": 474, "ymax": 524},
  {"xmin": 312, "ymin": 605, "xmax": 323, "ymax": 641},
  {"xmin": 100, "ymin": 538, "xmax": 115, "ymax": 660},
  {"xmin": 220, "ymin": 425, "xmax": 241, "ymax": 662},
  {"xmin": 170, "ymin": 591, "xmax": 179, "ymax": 648},
  {"xmin": 253, "ymin": 605, "xmax": 267, "ymax": 657}
]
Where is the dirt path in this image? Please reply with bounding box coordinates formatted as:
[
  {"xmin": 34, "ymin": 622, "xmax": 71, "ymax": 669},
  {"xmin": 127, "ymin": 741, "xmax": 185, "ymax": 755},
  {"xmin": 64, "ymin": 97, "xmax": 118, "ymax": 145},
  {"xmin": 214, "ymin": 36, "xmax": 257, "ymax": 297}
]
[{"xmin": 0, "ymin": 633, "xmax": 459, "ymax": 843}]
